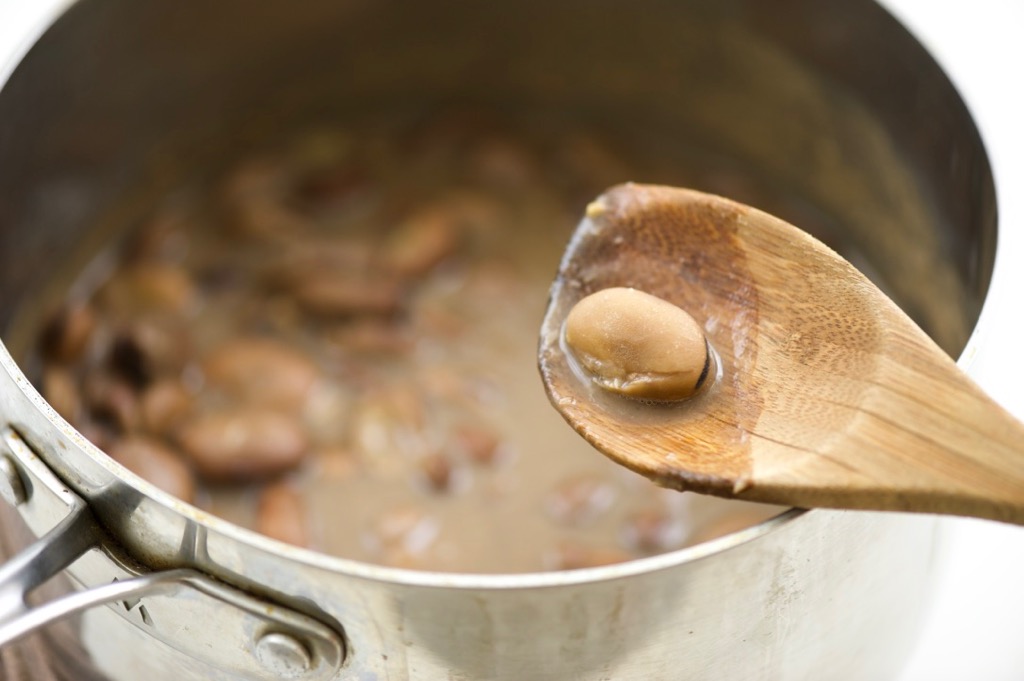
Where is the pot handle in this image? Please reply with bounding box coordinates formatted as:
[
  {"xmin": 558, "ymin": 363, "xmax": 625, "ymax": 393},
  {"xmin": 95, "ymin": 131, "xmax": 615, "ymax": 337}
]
[
  {"xmin": 0, "ymin": 504, "xmax": 201, "ymax": 646},
  {"xmin": 0, "ymin": 427, "xmax": 346, "ymax": 679},
  {"xmin": 0, "ymin": 501, "xmax": 102, "ymax": 644}
]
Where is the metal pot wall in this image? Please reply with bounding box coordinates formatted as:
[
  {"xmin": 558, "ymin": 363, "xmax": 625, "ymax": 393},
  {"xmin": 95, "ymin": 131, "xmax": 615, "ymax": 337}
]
[{"xmin": 0, "ymin": 0, "xmax": 996, "ymax": 679}]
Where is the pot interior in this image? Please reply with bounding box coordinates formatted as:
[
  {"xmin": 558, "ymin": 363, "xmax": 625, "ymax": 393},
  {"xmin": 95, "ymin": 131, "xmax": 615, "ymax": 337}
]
[{"xmin": 0, "ymin": 0, "xmax": 996, "ymax": 568}]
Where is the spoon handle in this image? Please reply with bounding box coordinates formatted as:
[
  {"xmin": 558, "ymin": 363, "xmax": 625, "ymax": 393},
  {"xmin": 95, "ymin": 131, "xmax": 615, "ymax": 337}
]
[{"xmin": 749, "ymin": 313, "xmax": 1024, "ymax": 525}]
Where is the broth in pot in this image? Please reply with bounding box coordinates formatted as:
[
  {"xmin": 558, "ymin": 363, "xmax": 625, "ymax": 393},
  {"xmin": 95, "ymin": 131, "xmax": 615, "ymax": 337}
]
[{"xmin": 26, "ymin": 108, "xmax": 883, "ymax": 574}]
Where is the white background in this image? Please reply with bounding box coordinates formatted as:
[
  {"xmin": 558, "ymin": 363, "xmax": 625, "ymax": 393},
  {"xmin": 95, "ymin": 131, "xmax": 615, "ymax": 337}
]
[{"xmin": 1, "ymin": 1, "xmax": 1022, "ymax": 679}]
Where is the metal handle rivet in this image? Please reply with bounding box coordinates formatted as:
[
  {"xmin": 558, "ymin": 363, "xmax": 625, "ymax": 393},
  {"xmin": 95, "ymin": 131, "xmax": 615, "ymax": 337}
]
[
  {"xmin": 0, "ymin": 454, "xmax": 28, "ymax": 507},
  {"xmin": 255, "ymin": 631, "xmax": 313, "ymax": 677}
]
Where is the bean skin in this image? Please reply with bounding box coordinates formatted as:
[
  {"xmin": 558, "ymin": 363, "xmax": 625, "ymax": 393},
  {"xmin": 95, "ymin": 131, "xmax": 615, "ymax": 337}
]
[
  {"xmin": 619, "ymin": 508, "xmax": 685, "ymax": 554},
  {"xmin": 99, "ymin": 265, "xmax": 197, "ymax": 316},
  {"xmin": 140, "ymin": 379, "xmax": 193, "ymax": 434},
  {"xmin": 42, "ymin": 367, "xmax": 82, "ymax": 423},
  {"xmin": 290, "ymin": 271, "xmax": 405, "ymax": 318},
  {"xmin": 544, "ymin": 474, "xmax": 618, "ymax": 527},
  {"xmin": 416, "ymin": 452, "xmax": 455, "ymax": 492},
  {"xmin": 176, "ymin": 407, "xmax": 308, "ymax": 481},
  {"xmin": 547, "ymin": 541, "xmax": 631, "ymax": 571},
  {"xmin": 203, "ymin": 337, "xmax": 319, "ymax": 410},
  {"xmin": 382, "ymin": 205, "xmax": 460, "ymax": 276},
  {"xmin": 453, "ymin": 425, "xmax": 502, "ymax": 466},
  {"xmin": 109, "ymin": 435, "xmax": 196, "ymax": 502},
  {"xmin": 39, "ymin": 303, "xmax": 96, "ymax": 364},
  {"xmin": 563, "ymin": 287, "xmax": 712, "ymax": 402},
  {"xmin": 82, "ymin": 371, "xmax": 140, "ymax": 433},
  {"xmin": 256, "ymin": 482, "xmax": 310, "ymax": 547},
  {"xmin": 105, "ymin": 319, "xmax": 193, "ymax": 390},
  {"xmin": 364, "ymin": 505, "xmax": 439, "ymax": 560}
]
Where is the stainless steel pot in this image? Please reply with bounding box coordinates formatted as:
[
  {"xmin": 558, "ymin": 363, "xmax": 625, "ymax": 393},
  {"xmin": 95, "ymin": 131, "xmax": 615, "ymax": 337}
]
[{"xmin": 0, "ymin": 0, "xmax": 996, "ymax": 679}]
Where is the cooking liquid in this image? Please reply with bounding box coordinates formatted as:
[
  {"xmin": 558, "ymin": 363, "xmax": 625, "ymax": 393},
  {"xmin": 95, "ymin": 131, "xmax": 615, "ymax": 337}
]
[{"xmin": 25, "ymin": 110, "xmax": 823, "ymax": 573}]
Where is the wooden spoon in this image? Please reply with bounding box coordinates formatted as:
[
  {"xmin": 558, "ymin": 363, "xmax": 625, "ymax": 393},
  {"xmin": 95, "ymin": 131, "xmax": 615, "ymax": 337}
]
[{"xmin": 539, "ymin": 183, "xmax": 1024, "ymax": 524}]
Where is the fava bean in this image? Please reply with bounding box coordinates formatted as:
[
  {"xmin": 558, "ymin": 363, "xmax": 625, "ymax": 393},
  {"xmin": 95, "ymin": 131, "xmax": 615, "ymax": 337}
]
[
  {"xmin": 109, "ymin": 435, "xmax": 195, "ymax": 502},
  {"xmin": 545, "ymin": 474, "xmax": 618, "ymax": 527},
  {"xmin": 203, "ymin": 337, "xmax": 319, "ymax": 410},
  {"xmin": 453, "ymin": 426, "xmax": 502, "ymax": 466},
  {"xmin": 327, "ymin": 320, "xmax": 412, "ymax": 356},
  {"xmin": 140, "ymin": 379, "xmax": 193, "ymax": 434},
  {"xmin": 100, "ymin": 265, "xmax": 197, "ymax": 316},
  {"xmin": 114, "ymin": 318, "xmax": 191, "ymax": 378},
  {"xmin": 83, "ymin": 371, "xmax": 140, "ymax": 433},
  {"xmin": 176, "ymin": 407, "xmax": 308, "ymax": 481},
  {"xmin": 39, "ymin": 303, "xmax": 96, "ymax": 364},
  {"xmin": 382, "ymin": 205, "xmax": 460, "ymax": 276},
  {"xmin": 290, "ymin": 271, "xmax": 405, "ymax": 318},
  {"xmin": 547, "ymin": 541, "xmax": 631, "ymax": 571},
  {"xmin": 42, "ymin": 367, "xmax": 81, "ymax": 422},
  {"xmin": 416, "ymin": 452, "xmax": 455, "ymax": 492},
  {"xmin": 620, "ymin": 508, "xmax": 685, "ymax": 554},
  {"xmin": 365, "ymin": 505, "xmax": 439, "ymax": 557},
  {"xmin": 256, "ymin": 482, "xmax": 310, "ymax": 547},
  {"xmin": 563, "ymin": 287, "xmax": 713, "ymax": 401},
  {"xmin": 315, "ymin": 445, "xmax": 360, "ymax": 481}
]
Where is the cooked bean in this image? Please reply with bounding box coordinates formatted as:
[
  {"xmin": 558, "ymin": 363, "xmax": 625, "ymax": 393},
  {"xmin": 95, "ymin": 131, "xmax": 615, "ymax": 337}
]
[
  {"xmin": 431, "ymin": 190, "xmax": 504, "ymax": 235},
  {"xmin": 176, "ymin": 407, "xmax": 308, "ymax": 481},
  {"xmin": 42, "ymin": 367, "xmax": 81, "ymax": 422},
  {"xmin": 364, "ymin": 505, "xmax": 439, "ymax": 557},
  {"xmin": 99, "ymin": 265, "xmax": 197, "ymax": 315},
  {"xmin": 416, "ymin": 452, "xmax": 454, "ymax": 492},
  {"xmin": 470, "ymin": 137, "xmax": 537, "ymax": 189},
  {"xmin": 234, "ymin": 199, "xmax": 311, "ymax": 243},
  {"xmin": 301, "ymin": 382, "xmax": 353, "ymax": 443},
  {"xmin": 83, "ymin": 371, "xmax": 140, "ymax": 433},
  {"xmin": 108, "ymin": 435, "xmax": 195, "ymax": 503},
  {"xmin": 453, "ymin": 425, "xmax": 502, "ymax": 466},
  {"xmin": 619, "ymin": 508, "xmax": 685, "ymax": 554},
  {"xmin": 203, "ymin": 337, "xmax": 319, "ymax": 410},
  {"xmin": 75, "ymin": 421, "xmax": 116, "ymax": 452},
  {"xmin": 140, "ymin": 379, "xmax": 193, "ymax": 433},
  {"xmin": 286, "ymin": 128, "xmax": 353, "ymax": 170},
  {"xmin": 555, "ymin": 133, "xmax": 630, "ymax": 191},
  {"xmin": 114, "ymin": 318, "xmax": 191, "ymax": 377},
  {"xmin": 256, "ymin": 482, "xmax": 310, "ymax": 547},
  {"xmin": 221, "ymin": 160, "xmax": 310, "ymax": 241},
  {"xmin": 39, "ymin": 303, "xmax": 96, "ymax": 363},
  {"xmin": 327, "ymin": 320, "xmax": 412, "ymax": 356},
  {"xmin": 290, "ymin": 271, "xmax": 405, "ymax": 318},
  {"xmin": 108, "ymin": 331, "xmax": 153, "ymax": 389},
  {"xmin": 547, "ymin": 541, "xmax": 631, "ymax": 571},
  {"xmin": 265, "ymin": 238, "xmax": 376, "ymax": 288},
  {"xmin": 412, "ymin": 297, "xmax": 467, "ymax": 340},
  {"xmin": 294, "ymin": 164, "xmax": 369, "ymax": 210},
  {"xmin": 124, "ymin": 211, "xmax": 189, "ymax": 263},
  {"xmin": 382, "ymin": 205, "xmax": 460, "ymax": 276},
  {"xmin": 315, "ymin": 445, "xmax": 360, "ymax": 481},
  {"xmin": 544, "ymin": 474, "xmax": 618, "ymax": 527},
  {"xmin": 350, "ymin": 386, "xmax": 428, "ymax": 472},
  {"xmin": 563, "ymin": 287, "xmax": 713, "ymax": 401}
]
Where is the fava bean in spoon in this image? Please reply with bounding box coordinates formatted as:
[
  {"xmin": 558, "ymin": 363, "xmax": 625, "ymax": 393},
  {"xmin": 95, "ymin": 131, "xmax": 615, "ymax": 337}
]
[{"xmin": 538, "ymin": 183, "xmax": 1024, "ymax": 525}]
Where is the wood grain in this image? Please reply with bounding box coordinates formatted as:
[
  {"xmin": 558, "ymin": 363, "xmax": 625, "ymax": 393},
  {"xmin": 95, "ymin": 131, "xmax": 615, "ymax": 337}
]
[{"xmin": 539, "ymin": 183, "xmax": 1024, "ymax": 524}]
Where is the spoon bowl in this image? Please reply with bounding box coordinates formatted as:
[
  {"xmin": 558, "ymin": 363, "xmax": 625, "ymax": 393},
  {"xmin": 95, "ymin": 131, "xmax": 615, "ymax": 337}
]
[{"xmin": 539, "ymin": 183, "xmax": 1024, "ymax": 524}]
